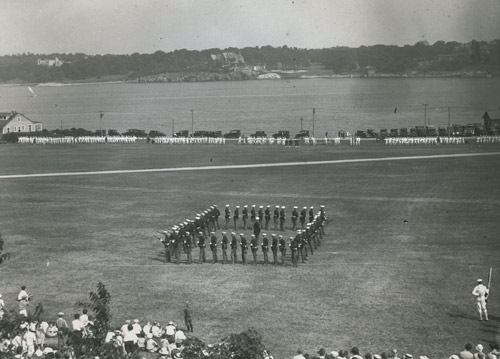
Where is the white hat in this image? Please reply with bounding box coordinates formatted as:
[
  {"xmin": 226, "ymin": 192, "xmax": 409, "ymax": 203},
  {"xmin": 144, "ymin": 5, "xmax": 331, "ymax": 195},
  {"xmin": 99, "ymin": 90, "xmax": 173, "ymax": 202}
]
[
  {"xmin": 34, "ymin": 349, "xmax": 44, "ymax": 357},
  {"xmin": 476, "ymin": 344, "xmax": 483, "ymax": 352},
  {"xmin": 231, "ymin": 232, "xmax": 236, "ymax": 235},
  {"xmin": 281, "ymin": 206, "xmax": 285, "ymax": 208},
  {"xmin": 133, "ymin": 319, "xmax": 139, "ymax": 323},
  {"xmin": 293, "ymin": 206, "xmax": 298, "ymax": 208},
  {"xmin": 159, "ymin": 347, "xmax": 169, "ymax": 355},
  {"xmin": 259, "ymin": 205, "xmax": 263, "ymax": 208},
  {"xmin": 275, "ymin": 205, "xmax": 280, "ymax": 208},
  {"xmin": 43, "ymin": 348, "xmax": 54, "ymax": 354},
  {"xmin": 477, "ymin": 279, "xmax": 483, "ymax": 282},
  {"xmin": 331, "ymin": 351, "xmax": 339, "ymax": 358},
  {"xmin": 244, "ymin": 205, "xmax": 248, "ymax": 207},
  {"xmin": 252, "ymin": 205, "xmax": 256, "ymax": 207},
  {"xmin": 240, "ymin": 233, "xmax": 244, "ymax": 236},
  {"xmin": 310, "ymin": 206, "xmax": 314, "ymax": 209},
  {"xmin": 303, "ymin": 206, "xmax": 307, "ymax": 209},
  {"xmin": 236, "ymin": 206, "xmax": 240, "ymax": 208},
  {"xmin": 225, "ymin": 204, "xmax": 229, "ymax": 207},
  {"xmin": 222, "ymin": 232, "xmax": 226, "ymax": 234},
  {"xmin": 256, "ymin": 216, "xmax": 259, "ymax": 220},
  {"xmin": 266, "ymin": 205, "xmax": 270, "ymax": 207}
]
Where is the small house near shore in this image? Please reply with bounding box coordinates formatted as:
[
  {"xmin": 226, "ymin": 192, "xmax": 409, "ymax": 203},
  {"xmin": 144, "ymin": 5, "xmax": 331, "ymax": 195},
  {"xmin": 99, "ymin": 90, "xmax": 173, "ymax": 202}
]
[
  {"xmin": 483, "ymin": 110, "xmax": 500, "ymax": 131},
  {"xmin": 0, "ymin": 112, "xmax": 43, "ymax": 136}
]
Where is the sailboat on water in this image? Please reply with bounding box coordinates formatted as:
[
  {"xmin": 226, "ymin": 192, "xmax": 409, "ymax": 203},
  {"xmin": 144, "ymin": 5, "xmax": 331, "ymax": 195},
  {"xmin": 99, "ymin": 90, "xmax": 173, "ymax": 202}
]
[{"xmin": 28, "ymin": 86, "xmax": 37, "ymax": 97}]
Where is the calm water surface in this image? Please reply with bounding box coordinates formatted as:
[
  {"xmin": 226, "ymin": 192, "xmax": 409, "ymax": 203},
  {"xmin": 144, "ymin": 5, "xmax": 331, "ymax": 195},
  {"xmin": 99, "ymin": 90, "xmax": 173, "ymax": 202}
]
[{"xmin": 0, "ymin": 78, "xmax": 499, "ymax": 135}]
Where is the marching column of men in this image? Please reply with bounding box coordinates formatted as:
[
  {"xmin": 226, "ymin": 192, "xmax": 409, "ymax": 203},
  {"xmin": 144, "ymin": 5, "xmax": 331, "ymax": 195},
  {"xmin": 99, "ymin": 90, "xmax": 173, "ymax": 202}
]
[{"xmin": 156, "ymin": 204, "xmax": 327, "ymax": 266}]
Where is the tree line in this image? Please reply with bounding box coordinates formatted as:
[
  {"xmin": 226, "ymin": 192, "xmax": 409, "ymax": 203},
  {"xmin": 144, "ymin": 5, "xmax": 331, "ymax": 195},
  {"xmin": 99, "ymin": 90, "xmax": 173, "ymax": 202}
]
[{"xmin": 0, "ymin": 40, "xmax": 499, "ymax": 83}]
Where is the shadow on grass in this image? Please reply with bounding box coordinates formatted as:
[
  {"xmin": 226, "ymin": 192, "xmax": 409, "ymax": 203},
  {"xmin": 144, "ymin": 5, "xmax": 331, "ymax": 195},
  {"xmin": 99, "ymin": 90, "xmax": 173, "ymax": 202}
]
[
  {"xmin": 150, "ymin": 256, "xmax": 167, "ymax": 263},
  {"xmin": 446, "ymin": 312, "xmax": 477, "ymax": 320},
  {"xmin": 486, "ymin": 314, "xmax": 500, "ymax": 322}
]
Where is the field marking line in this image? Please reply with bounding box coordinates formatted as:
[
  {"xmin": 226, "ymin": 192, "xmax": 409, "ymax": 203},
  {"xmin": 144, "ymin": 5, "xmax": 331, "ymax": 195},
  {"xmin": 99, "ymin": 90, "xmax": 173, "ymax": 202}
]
[{"xmin": 1, "ymin": 151, "xmax": 499, "ymax": 180}]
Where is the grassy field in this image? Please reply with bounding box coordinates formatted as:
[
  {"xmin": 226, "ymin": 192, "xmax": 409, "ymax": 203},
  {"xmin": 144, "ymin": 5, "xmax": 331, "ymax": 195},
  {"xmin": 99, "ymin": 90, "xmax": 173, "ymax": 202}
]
[{"xmin": 0, "ymin": 141, "xmax": 500, "ymax": 359}]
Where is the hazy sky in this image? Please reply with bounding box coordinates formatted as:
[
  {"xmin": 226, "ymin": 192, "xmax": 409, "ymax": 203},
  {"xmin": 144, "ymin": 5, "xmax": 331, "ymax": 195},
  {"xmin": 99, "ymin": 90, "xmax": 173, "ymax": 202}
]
[{"xmin": 1, "ymin": 0, "xmax": 499, "ymax": 55}]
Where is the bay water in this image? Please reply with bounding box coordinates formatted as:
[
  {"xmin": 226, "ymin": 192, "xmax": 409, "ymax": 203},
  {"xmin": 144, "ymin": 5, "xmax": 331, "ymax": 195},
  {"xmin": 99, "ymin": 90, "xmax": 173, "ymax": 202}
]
[{"xmin": 0, "ymin": 78, "xmax": 499, "ymax": 136}]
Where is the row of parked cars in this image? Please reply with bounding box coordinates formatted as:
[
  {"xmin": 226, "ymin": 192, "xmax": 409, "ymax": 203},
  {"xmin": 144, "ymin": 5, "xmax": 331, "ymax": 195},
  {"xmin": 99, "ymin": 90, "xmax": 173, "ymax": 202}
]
[
  {"xmin": 355, "ymin": 123, "xmax": 492, "ymax": 139},
  {"xmin": 172, "ymin": 129, "xmax": 312, "ymax": 139}
]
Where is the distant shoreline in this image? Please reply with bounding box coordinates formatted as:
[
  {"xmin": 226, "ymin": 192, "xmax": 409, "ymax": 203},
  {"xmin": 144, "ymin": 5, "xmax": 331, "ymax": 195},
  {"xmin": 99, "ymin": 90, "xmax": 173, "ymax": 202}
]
[{"xmin": 0, "ymin": 72, "xmax": 497, "ymax": 87}]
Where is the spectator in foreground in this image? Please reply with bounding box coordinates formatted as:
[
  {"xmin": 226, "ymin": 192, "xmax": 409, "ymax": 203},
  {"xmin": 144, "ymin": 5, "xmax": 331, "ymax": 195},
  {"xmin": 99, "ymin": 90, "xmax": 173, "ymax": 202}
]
[
  {"xmin": 123, "ymin": 324, "xmax": 138, "ymax": 354},
  {"xmin": 475, "ymin": 345, "xmax": 485, "ymax": 359},
  {"xmin": 71, "ymin": 313, "xmax": 83, "ymax": 344},
  {"xmin": 146, "ymin": 333, "xmax": 159, "ymax": 352},
  {"xmin": 294, "ymin": 349, "xmax": 306, "ymax": 359},
  {"xmin": 351, "ymin": 347, "xmax": 363, "ymax": 359},
  {"xmin": 461, "ymin": 344, "xmax": 475, "ymax": 359},
  {"xmin": 174, "ymin": 328, "xmax": 186, "ymax": 344},
  {"xmin": 184, "ymin": 303, "xmax": 193, "ymax": 333},
  {"xmin": 0, "ymin": 294, "xmax": 4, "ymax": 320}
]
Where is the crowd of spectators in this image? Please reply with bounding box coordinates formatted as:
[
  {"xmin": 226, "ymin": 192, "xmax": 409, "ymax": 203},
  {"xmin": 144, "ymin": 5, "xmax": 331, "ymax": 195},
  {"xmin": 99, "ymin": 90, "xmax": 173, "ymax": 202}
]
[
  {"xmin": 2, "ymin": 287, "xmax": 499, "ymax": 359},
  {"xmin": 0, "ymin": 287, "xmax": 197, "ymax": 359},
  {"xmin": 0, "ymin": 310, "xmax": 191, "ymax": 358},
  {"xmin": 291, "ymin": 343, "xmax": 500, "ymax": 359}
]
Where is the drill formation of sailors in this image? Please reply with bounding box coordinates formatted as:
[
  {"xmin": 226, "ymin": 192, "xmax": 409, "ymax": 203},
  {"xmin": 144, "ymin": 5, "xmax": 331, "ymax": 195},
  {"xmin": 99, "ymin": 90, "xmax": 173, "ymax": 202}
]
[{"xmin": 156, "ymin": 204, "xmax": 327, "ymax": 266}]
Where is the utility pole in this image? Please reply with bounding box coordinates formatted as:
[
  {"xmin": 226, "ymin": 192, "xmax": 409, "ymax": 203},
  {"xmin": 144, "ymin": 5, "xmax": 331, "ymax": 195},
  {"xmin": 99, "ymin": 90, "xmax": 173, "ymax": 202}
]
[
  {"xmin": 423, "ymin": 104, "xmax": 428, "ymax": 126},
  {"xmin": 448, "ymin": 107, "xmax": 451, "ymax": 139},
  {"xmin": 300, "ymin": 117, "xmax": 303, "ymax": 132},
  {"xmin": 61, "ymin": 119, "xmax": 63, "ymax": 132},
  {"xmin": 99, "ymin": 111, "xmax": 104, "ymax": 136},
  {"xmin": 312, "ymin": 108, "xmax": 316, "ymax": 138},
  {"xmin": 172, "ymin": 119, "xmax": 175, "ymax": 136},
  {"xmin": 191, "ymin": 109, "xmax": 194, "ymax": 136}
]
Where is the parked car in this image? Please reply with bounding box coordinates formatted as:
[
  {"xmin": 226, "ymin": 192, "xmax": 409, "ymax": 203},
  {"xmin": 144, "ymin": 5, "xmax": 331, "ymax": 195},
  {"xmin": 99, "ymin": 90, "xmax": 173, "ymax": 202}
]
[
  {"xmin": 272, "ymin": 130, "xmax": 290, "ymax": 139},
  {"xmin": 294, "ymin": 130, "xmax": 310, "ymax": 139},
  {"xmin": 355, "ymin": 130, "xmax": 367, "ymax": 138},
  {"xmin": 148, "ymin": 130, "xmax": 165, "ymax": 137},
  {"xmin": 175, "ymin": 130, "xmax": 189, "ymax": 137},
  {"xmin": 223, "ymin": 130, "xmax": 241, "ymax": 138},
  {"xmin": 250, "ymin": 131, "xmax": 267, "ymax": 137},
  {"xmin": 194, "ymin": 130, "xmax": 222, "ymax": 138}
]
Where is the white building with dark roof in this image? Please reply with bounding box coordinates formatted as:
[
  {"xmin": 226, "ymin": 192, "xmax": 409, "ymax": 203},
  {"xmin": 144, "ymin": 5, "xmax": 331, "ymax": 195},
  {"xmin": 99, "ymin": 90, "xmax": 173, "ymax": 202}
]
[
  {"xmin": 0, "ymin": 112, "xmax": 43, "ymax": 135},
  {"xmin": 483, "ymin": 110, "xmax": 500, "ymax": 131}
]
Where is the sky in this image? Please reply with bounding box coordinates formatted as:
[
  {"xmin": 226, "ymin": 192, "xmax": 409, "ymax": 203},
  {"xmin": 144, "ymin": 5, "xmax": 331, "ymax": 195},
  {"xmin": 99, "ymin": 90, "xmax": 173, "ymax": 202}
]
[{"xmin": 0, "ymin": 0, "xmax": 499, "ymax": 55}]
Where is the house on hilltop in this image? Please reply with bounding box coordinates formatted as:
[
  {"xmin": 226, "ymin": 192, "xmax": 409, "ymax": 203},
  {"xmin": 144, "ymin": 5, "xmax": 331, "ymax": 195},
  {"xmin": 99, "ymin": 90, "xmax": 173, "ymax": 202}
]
[
  {"xmin": 37, "ymin": 57, "xmax": 64, "ymax": 67},
  {"xmin": 0, "ymin": 112, "xmax": 43, "ymax": 136},
  {"xmin": 210, "ymin": 52, "xmax": 245, "ymax": 68},
  {"xmin": 483, "ymin": 110, "xmax": 500, "ymax": 131}
]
